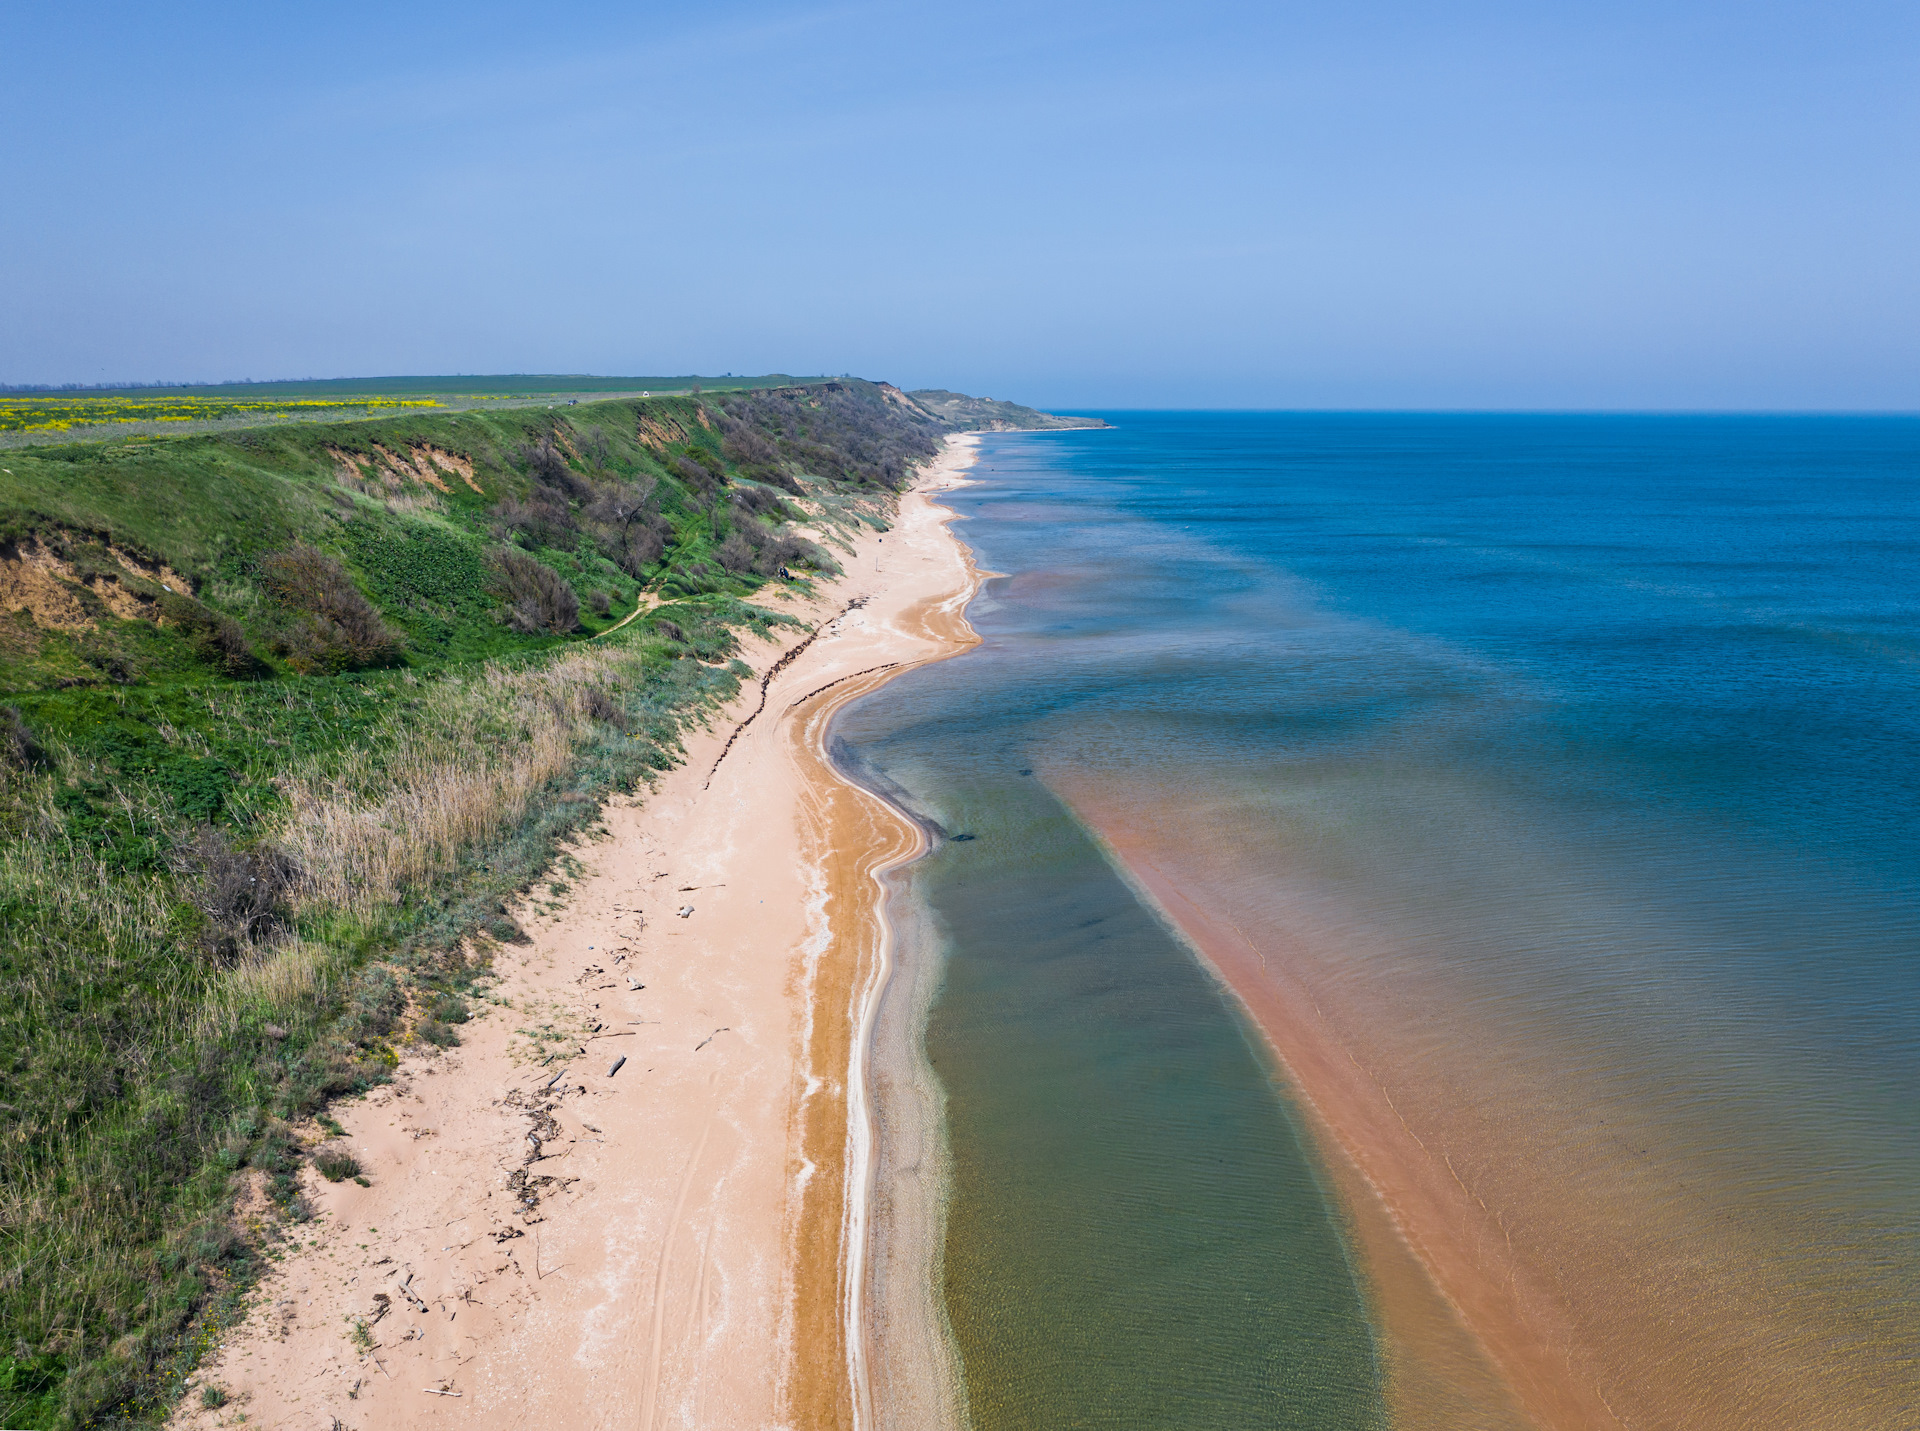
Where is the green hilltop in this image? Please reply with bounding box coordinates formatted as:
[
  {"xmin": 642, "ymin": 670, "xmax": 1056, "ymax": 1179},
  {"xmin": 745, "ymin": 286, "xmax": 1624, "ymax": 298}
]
[{"xmin": 0, "ymin": 376, "xmax": 1093, "ymax": 1428}]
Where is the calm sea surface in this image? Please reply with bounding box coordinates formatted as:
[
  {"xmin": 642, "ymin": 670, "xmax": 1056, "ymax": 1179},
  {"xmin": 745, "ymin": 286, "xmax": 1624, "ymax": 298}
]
[{"xmin": 836, "ymin": 414, "xmax": 1920, "ymax": 1429}]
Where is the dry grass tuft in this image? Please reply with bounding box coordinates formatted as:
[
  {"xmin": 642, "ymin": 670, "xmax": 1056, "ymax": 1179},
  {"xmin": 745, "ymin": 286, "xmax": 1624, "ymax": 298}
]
[{"xmin": 272, "ymin": 641, "xmax": 655, "ymax": 914}]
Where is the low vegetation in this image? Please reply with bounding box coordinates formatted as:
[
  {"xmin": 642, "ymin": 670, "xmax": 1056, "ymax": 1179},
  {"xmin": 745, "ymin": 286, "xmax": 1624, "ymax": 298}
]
[
  {"xmin": 0, "ymin": 374, "xmax": 1043, "ymax": 1427},
  {"xmin": 0, "ymin": 395, "xmax": 441, "ymax": 437}
]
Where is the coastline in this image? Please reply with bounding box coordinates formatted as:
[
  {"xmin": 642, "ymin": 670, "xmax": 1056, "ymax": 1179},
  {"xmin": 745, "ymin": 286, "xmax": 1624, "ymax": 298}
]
[
  {"xmin": 778, "ymin": 444, "xmax": 987, "ymax": 1429},
  {"xmin": 167, "ymin": 438, "xmax": 982, "ymax": 1431}
]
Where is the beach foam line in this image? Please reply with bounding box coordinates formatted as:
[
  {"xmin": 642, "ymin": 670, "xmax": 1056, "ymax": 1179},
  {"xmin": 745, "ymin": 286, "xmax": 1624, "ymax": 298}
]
[{"xmin": 777, "ymin": 436, "xmax": 987, "ymax": 1430}]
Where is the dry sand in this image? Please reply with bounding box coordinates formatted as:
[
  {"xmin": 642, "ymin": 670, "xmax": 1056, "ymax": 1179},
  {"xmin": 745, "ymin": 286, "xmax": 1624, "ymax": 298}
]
[{"xmin": 174, "ymin": 437, "xmax": 983, "ymax": 1431}]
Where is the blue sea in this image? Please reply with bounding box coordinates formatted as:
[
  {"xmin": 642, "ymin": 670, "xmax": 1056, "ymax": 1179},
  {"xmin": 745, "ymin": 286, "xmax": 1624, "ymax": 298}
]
[{"xmin": 836, "ymin": 414, "xmax": 1920, "ymax": 1429}]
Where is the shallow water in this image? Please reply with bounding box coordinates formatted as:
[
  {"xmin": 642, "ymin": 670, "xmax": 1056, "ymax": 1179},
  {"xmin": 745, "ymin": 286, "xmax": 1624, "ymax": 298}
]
[{"xmin": 839, "ymin": 414, "xmax": 1920, "ymax": 1428}]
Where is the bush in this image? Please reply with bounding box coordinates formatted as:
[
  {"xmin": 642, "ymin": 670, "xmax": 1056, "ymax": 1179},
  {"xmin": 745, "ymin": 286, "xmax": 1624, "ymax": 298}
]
[
  {"xmin": 159, "ymin": 592, "xmax": 263, "ymax": 678},
  {"xmin": 757, "ymin": 529, "xmax": 825, "ymax": 576},
  {"xmin": 177, "ymin": 827, "xmax": 300, "ymax": 961},
  {"xmin": 490, "ymin": 548, "xmax": 580, "ymax": 634},
  {"xmin": 259, "ymin": 544, "xmax": 405, "ymax": 673},
  {"xmin": 312, "ymin": 1146, "xmax": 360, "ymax": 1183},
  {"xmin": 418, "ymin": 1020, "xmax": 460, "ymax": 1048},
  {"xmin": 721, "ymin": 428, "xmax": 778, "ymax": 468},
  {"xmin": 731, "ymin": 484, "xmax": 790, "ymax": 521},
  {"xmin": 714, "ymin": 531, "xmax": 755, "ymax": 574},
  {"xmin": 496, "ymin": 489, "xmax": 578, "ymax": 548},
  {"xmin": 613, "ymin": 521, "xmax": 668, "ymax": 576},
  {"xmin": 588, "ymin": 588, "xmax": 611, "ymax": 617},
  {"xmin": 672, "ymin": 454, "xmax": 718, "ymax": 495},
  {"xmin": 712, "ymin": 518, "xmax": 826, "ymax": 579},
  {"xmin": 582, "ymin": 426, "xmax": 614, "ymax": 474},
  {"xmin": 1, "ymin": 705, "xmax": 47, "ymax": 770},
  {"xmin": 510, "ymin": 435, "xmax": 590, "ymax": 499},
  {"xmin": 580, "ymin": 686, "xmax": 625, "ymax": 729}
]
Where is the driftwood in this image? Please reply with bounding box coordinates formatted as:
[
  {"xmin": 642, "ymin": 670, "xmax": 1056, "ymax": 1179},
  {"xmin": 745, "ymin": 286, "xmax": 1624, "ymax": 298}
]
[
  {"xmin": 787, "ymin": 660, "xmax": 902, "ymax": 712},
  {"xmin": 607, "ymin": 1055, "xmax": 627, "ymax": 1077},
  {"xmin": 703, "ymin": 601, "xmax": 867, "ymax": 787}
]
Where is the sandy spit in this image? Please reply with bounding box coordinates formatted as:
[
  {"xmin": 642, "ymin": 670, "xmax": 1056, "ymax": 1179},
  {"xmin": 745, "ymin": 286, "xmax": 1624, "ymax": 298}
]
[{"xmin": 172, "ymin": 436, "xmax": 982, "ymax": 1431}]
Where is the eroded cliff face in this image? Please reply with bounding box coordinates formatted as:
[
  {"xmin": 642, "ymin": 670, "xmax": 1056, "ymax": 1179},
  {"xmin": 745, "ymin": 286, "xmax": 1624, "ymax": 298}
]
[{"xmin": 0, "ymin": 530, "xmax": 190, "ymax": 631}]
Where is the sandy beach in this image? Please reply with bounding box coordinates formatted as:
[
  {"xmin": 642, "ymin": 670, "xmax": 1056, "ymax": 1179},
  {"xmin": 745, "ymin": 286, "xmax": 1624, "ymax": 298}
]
[{"xmin": 172, "ymin": 437, "xmax": 983, "ymax": 1431}]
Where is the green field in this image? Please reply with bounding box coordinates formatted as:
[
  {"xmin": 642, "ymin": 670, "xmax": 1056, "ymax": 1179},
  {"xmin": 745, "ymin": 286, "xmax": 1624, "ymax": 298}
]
[
  {"xmin": 0, "ymin": 376, "xmax": 969, "ymax": 1427},
  {"xmin": 1, "ymin": 372, "xmax": 826, "ymax": 400}
]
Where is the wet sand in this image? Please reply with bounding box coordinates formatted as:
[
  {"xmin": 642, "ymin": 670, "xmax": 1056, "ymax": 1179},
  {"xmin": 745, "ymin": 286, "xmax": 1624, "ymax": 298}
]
[{"xmin": 171, "ymin": 438, "xmax": 981, "ymax": 1431}]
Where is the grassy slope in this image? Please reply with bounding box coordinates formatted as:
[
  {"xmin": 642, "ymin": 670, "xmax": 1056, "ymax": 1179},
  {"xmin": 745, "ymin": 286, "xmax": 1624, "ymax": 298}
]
[{"xmin": 0, "ymin": 379, "xmax": 945, "ymax": 1428}]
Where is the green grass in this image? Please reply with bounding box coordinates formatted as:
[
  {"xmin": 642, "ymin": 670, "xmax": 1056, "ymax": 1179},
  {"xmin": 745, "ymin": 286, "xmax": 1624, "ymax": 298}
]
[
  {"xmin": 0, "ymin": 377, "xmax": 947, "ymax": 1427},
  {"xmin": 2, "ymin": 373, "xmax": 828, "ymax": 400}
]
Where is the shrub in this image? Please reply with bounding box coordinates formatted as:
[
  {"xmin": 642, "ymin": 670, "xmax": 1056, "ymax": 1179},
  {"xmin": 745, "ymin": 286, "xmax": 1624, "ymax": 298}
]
[
  {"xmin": 588, "ymin": 588, "xmax": 611, "ymax": 617},
  {"xmin": 585, "ymin": 483, "xmax": 656, "ymax": 525},
  {"xmin": 201, "ymin": 1384, "xmax": 230, "ymax": 1409},
  {"xmin": 672, "ymin": 454, "xmax": 718, "ymax": 495},
  {"xmin": 259, "ymin": 545, "xmax": 405, "ymax": 673},
  {"xmin": 711, "ymin": 517, "xmax": 826, "ymax": 579},
  {"xmin": 496, "ymin": 489, "xmax": 578, "ymax": 548},
  {"xmin": 612, "ymin": 520, "xmax": 668, "ymax": 576},
  {"xmin": 177, "ymin": 827, "xmax": 300, "ymax": 961},
  {"xmin": 580, "ymin": 686, "xmax": 625, "ymax": 729},
  {"xmin": 582, "ymin": 426, "xmax": 614, "ymax": 474},
  {"xmin": 312, "ymin": 1146, "xmax": 360, "ymax": 1182},
  {"xmin": 159, "ymin": 592, "xmax": 263, "ymax": 678},
  {"xmin": 714, "ymin": 531, "xmax": 755, "ymax": 574},
  {"xmin": 510, "ymin": 435, "xmax": 590, "ymax": 499},
  {"xmin": 1, "ymin": 705, "xmax": 47, "ymax": 769},
  {"xmin": 489, "ymin": 549, "xmax": 579, "ymax": 635},
  {"xmin": 730, "ymin": 485, "xmax": 793, "ymax": 524},
  {"xmin": 418, "ymin": 1020, "xmax": 460, "ymax": 1048},
  {"xmin": 757, "ymin": 529, "xmax": 825, "ymax": 576}
]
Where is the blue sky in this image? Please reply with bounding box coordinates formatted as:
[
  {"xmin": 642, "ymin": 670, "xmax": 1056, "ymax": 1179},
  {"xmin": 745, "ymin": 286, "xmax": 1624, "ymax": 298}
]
[{"xmin": 5, "ymin": 0, "xmax": 1917, "ymax": 408}]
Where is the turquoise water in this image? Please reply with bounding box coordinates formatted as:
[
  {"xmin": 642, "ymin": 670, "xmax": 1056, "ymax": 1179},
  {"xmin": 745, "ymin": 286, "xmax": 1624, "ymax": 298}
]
[{"xmin": 837, "ymin": 414, "xmax": 1920, "ymax": 1428}]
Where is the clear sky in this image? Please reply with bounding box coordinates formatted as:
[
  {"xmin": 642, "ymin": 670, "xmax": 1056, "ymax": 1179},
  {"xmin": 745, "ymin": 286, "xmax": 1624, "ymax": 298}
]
[{"xmin": 5, "ymin": 0, "xmax": 1917, "ymax": 408}]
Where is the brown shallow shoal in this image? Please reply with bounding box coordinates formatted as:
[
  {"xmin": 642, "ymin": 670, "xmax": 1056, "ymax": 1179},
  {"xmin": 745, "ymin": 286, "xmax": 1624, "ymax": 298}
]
[
  {"xmin": 170, "ymin": 439, "xmax": 980, "ymax": 1431},
  {"xmin": 1058, "ymin": 774, "xmax": 1904, "ymax": 1431}
]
